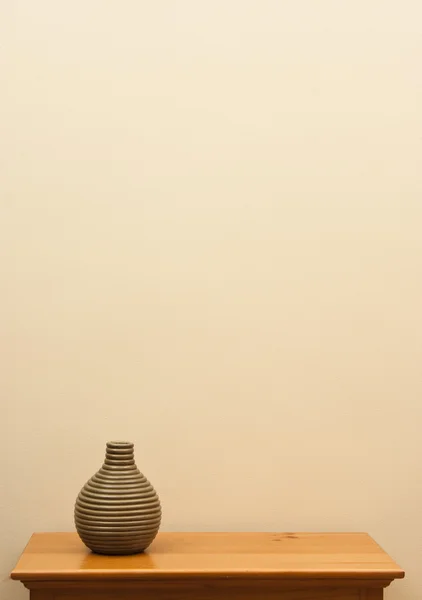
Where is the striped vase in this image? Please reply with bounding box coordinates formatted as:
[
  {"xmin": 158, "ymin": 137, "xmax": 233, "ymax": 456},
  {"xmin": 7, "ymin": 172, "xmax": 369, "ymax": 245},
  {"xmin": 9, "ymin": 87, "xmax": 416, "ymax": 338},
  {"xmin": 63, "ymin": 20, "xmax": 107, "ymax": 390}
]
[{"xmin": 74, "ymin": 441, "xmax": 161, "ymax": 555}]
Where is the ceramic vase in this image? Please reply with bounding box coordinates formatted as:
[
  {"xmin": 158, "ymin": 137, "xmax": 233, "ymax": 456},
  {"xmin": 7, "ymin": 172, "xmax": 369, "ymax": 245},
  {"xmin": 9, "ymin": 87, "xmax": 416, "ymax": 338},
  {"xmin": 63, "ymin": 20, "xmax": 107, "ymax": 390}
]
[{"xmin": 74, "ymin": 441, "xmax": 161, "ymax": 555}]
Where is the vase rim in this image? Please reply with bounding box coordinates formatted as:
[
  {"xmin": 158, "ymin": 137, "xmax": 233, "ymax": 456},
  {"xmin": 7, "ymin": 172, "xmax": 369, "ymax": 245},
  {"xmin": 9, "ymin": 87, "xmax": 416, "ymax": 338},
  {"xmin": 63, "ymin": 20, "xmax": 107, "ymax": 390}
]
[{"xmin": 106, "ymin": 441, "xmax": 134, "ymax": 447}]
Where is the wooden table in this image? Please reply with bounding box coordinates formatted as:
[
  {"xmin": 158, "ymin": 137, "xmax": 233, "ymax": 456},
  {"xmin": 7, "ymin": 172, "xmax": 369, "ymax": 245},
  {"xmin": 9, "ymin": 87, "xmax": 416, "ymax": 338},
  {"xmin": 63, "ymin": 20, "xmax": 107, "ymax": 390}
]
[{"xmin": 11, "ymin": 532, "xmax": 404, "ymax": 599}]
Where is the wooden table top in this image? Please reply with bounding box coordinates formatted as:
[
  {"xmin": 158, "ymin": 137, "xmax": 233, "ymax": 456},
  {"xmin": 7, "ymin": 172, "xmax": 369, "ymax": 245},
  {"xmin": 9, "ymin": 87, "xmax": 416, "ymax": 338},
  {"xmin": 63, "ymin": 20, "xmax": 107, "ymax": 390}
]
[{"xmin": 11, "ymin": 532, "xmax": 404, "ymax": 583}]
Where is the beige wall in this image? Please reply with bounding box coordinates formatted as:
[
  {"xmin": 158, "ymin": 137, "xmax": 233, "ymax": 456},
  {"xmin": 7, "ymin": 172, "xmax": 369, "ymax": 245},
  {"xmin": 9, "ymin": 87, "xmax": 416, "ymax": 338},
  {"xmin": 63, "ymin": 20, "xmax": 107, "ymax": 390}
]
[{"xmin": 2, "ymin": 1, "xmax": 422, "ymax": 598}]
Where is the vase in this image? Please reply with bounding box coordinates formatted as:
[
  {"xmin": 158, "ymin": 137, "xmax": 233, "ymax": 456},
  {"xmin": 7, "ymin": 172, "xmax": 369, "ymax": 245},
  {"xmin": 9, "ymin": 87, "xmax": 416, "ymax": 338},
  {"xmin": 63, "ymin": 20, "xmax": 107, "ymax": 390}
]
[{"xmin": 74, "ymin": 441, "xmax": 161, "ymax": 555}]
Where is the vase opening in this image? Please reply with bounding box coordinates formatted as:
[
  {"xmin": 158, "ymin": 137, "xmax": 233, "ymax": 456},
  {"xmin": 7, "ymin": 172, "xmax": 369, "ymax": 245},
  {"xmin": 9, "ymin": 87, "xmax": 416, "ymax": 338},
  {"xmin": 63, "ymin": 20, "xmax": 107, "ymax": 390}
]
[{"xmin": 107, "ymin": 441, "xmax": 133, "ymax": 447}]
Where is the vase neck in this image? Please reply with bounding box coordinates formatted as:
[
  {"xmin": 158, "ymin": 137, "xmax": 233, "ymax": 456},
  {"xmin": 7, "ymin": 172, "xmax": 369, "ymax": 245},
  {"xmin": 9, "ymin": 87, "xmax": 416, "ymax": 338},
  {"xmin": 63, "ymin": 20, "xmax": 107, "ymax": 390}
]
[{"xmin": 104, "ymin": 441, "xmax": 135, "ymax": 465}]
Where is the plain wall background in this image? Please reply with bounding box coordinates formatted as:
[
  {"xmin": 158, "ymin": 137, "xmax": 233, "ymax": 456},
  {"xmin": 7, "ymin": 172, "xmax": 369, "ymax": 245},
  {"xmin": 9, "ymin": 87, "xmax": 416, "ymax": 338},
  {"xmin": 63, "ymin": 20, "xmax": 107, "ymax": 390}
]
[{"xmin": 1, "ymin": 1, "xmax": 422, "ymax": 598}]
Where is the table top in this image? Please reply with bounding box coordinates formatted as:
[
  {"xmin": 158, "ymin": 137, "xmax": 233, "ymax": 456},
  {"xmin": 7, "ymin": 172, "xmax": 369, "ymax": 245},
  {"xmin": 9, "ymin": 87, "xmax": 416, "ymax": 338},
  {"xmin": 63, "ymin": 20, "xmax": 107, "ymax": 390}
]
[{"xmin": 11, "ymin": 532, "xmax": 404, "ymax": 583}]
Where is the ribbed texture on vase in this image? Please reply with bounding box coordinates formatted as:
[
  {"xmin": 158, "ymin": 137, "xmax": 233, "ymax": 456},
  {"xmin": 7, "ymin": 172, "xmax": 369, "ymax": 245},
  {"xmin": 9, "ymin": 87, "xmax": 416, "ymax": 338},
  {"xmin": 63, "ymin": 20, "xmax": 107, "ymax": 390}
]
[{"xmin": 74, "ymin": 441, "xmax": 161, "ymax": 555}]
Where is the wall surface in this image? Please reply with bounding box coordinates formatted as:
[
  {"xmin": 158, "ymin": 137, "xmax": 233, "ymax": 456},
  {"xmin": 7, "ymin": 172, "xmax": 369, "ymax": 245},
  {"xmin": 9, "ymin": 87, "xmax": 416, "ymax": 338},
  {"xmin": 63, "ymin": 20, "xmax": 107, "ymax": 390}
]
[{"xmin": 1, "ymin": 1, "xmax": 422, "ymax": 599}]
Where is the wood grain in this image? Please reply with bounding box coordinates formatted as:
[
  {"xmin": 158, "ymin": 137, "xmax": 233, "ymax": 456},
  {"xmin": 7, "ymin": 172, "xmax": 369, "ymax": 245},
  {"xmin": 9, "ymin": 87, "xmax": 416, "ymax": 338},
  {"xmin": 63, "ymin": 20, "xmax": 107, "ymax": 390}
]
[
  {"xmin": 11, "ymin": 532, "xmax": 404, "ymax": 582},
  {"xmin": 10, "ymin": 532, "xmax": 403, "ymax": 600}
]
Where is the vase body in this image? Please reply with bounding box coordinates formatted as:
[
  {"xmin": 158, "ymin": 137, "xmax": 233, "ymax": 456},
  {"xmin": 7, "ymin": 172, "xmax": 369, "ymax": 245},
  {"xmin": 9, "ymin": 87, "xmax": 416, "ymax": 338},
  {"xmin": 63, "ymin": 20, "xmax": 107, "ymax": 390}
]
[{"xmin": 74, "ymin": 441, "xmax": 161, "ymax": 555}]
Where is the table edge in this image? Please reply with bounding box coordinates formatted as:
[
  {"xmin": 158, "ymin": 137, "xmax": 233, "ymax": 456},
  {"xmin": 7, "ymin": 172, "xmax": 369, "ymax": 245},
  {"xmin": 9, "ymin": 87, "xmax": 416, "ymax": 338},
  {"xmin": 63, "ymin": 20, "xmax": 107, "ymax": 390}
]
[{"xmin": 11, "ymin": 568, "xmax": 406, "ymax": 582}]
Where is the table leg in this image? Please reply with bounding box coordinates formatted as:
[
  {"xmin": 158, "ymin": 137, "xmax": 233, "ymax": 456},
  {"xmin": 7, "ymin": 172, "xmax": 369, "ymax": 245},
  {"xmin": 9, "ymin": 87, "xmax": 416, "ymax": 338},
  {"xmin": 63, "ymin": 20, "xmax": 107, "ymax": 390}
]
[
  {"xmin": 364, "ymin": 590, "xmax": 383, "ymax": 600},
  {"xmin": 30, "ymin": 591, "xmax": 55, "ymax": 600}
]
